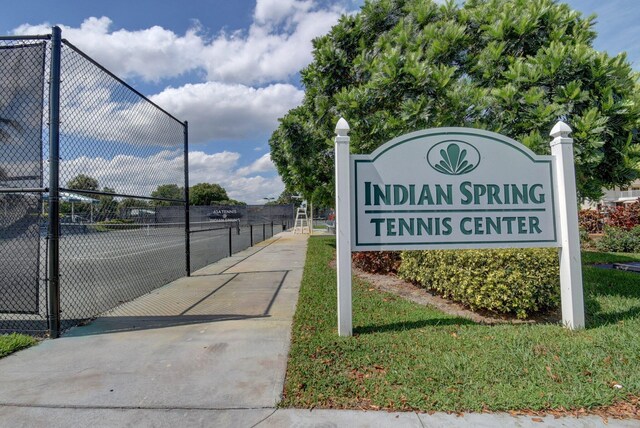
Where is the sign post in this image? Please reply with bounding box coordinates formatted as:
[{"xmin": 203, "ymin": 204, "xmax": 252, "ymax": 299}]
[
  {"xmin": 335, "ymin": 118, "xmax": 352, "ymax": 336},
  {"xmin": 334, "ymin": 118, "xmax": 585, "ymax": 336},
  {"xmin": 550, "ymin": 122, "xmax": 585, "ymax": 329}
]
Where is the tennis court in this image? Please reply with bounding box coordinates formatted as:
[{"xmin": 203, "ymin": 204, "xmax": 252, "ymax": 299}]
[
  {"xmin": 0, "ymin": 30, "xmax": 293, "ymax": 336},
  {"xmin": 0, "ymin": 220, "xmax": 285, "ymax": 334}
]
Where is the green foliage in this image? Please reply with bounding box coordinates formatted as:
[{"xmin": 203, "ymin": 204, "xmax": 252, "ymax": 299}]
[
  {"xmin": 270, "ymin": 0, "xmax": 640, "ymax": 202},
  {"xmin": 0, "ymin": 333, "xmax": 36, "ymax": 359},
  {"xmin": 579, "ymin": 228, "xmax": 593, "ymax": 250},
  {"xmin": 214, "ymin": 198, "xmax": 246, "ymax": 206},
  {"xmin": 98, "ymin": 187, "xmax": 117, "ymax": 219},
  {"xmin": 66, "ymin": 174, "xmax": 99, "ymax": 191},
  {"xmin": 118, "ymin": 197, "xmax": 148, "ymax": 210},
  {"xmin": 398, "ymin": 248, "xmax": 559, "ymax": 318},
  {"xmin": 285, "ymin": 236, "xmax": 640, "ymax": 412},
  {"xmin": 595, "ymin": 226, "xmax": 640, "ymax": 253},
  {"xmin": 151, "ymin": 184, "xmax": 184, "ymax": 206},
  {"xmin": 269, "ymin": 107, "xmax": 334, "ymax": 206},
  {"xmin": 189, "ymin": 182, "xmax": 231, "ymax": 206},
  {"xmin": 266, "ymin": 190, "xmax": 301, "ymax": 206}
]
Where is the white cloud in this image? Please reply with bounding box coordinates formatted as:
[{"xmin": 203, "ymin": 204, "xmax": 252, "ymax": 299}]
[
  {"xmin": 13, "ymin": 17, "xmax": 204, "ymax": 82},
  {"xmin": 50, "ymin": 78, "xmax": 300, "ymax": 146},
  {"xmin": 189, "ymin": 151, "xmax": 284, "ymax": 203},
  {"xmin": 254, "ymin": 0, "xmax": 313, "ymax": 26},
  {"xmin": 61, "ymin": 150, "xmax": 185, "ymax": 197},
  {"xmin": 12, "ymin": 1, "xmax": 346, "ymax": 85},
  {"xmin": 202, "ymin": 2, "xmax": 343, "ymax": 85},
  {"xmin": 60, "ymin": 150, "xmax": 284, "ymax": 205},
  {"xmin": 10, "ymin": 1, "xmax": 348, "ymax": 203},
  {"xmin": 237, "ymin": 153, "xmax": 276, "ymax": 176},
  {"xmin": 150, "ymin": 82, "xmax": 303, "ymax": 143}
]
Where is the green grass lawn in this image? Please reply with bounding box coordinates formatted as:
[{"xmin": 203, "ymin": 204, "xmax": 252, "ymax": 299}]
[
  {"xmin": 0, "ymin": 333, "xmax": 37, "ymax": 359},
  {"xmin": 282, "ymin": 236, "xmax": 640, "ymax": 412}
]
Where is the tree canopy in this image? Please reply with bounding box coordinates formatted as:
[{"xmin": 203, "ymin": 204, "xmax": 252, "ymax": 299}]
[
  {"xmin": 188, "ymin": 182, "xmax": 245, "ymax": 206},
  {"xmin": 269, "ymin": 0, "xmax": 640, "ymax": 204},
  {"xmin": 151, "ymin": 184, "xmax": 184, "ymax": 206},
  {"xmin": 66, "ymin": 174, "xmax": 99, "ymax": 191},
  {"xmin": 265, "ymin": 190, "xmax": 301, "ymax": 206},
  {"xmin": 149, "ymin": 182, "xmax": 245, "ymax": 206}
]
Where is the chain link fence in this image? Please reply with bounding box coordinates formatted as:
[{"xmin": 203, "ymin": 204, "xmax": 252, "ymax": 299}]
[
  {"xmin": 0, "ymin": 28, "xmax": 294, "ymax": 337},
  {"xmin": 0, "ymin": 35, "xmax": 49, "ymax": 335}
]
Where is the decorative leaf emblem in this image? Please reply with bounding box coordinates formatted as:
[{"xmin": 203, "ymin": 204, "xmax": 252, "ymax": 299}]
[{"xmin": 432, "ymin": 143, "xmax": 476, "ymax": 175}]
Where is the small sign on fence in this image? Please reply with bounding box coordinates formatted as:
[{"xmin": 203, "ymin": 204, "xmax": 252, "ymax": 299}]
[{"xmin": 334, "ymin": 119, "xmax": 584, "ymax": 336}]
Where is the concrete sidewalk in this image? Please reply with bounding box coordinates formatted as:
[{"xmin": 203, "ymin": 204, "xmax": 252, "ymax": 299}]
[{"xmin": 0, "ymin": 231, "xmax": 635, "ymax": 427}]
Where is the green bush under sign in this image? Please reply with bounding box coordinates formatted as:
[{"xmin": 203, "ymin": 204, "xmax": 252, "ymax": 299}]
[{"xmin": 398, "ymin": 248, "xmax": 560, "ymax": 319}]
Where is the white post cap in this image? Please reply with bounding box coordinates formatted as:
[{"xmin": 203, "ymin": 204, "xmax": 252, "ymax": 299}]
[
  {"xmin": 550, "ymin": 121, "xmax": 572, "ymax": 138},
  {"xmin": 335, "ymin": 117, "xmax": 350, "ymax": 136}
]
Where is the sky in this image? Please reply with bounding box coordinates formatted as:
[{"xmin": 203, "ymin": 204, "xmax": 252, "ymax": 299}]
[{"xmin": 1, "ymin": 0, "xmax": 638, "ymax": 204}]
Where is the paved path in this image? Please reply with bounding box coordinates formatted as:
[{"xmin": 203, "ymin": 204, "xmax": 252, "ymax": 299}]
[{"xmin": 0, "ymin": 231, "xmax": 636, "ymax": 427}]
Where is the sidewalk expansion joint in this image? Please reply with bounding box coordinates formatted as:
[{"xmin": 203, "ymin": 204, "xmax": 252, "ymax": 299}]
[
  {"xmin": 0, "ymin": 402, "xmax": 279, "ymax": 412},
  {"xmin": 250, "ymin": 408, "xmax": 278, "ymax": 427}
]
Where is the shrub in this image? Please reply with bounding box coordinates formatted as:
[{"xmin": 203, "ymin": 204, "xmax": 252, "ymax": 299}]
[
  {"xmin": 595, "ymin": 226, "xmax": 640, "ymax": 253},
  {"xmin": 579, "ymin": 228, "xmax": 594, "ymax": 249},
  {"xmin": 578, "ymin": 209, "xmax": 604, "ymax": 233},
  {"xmin": 605, "ymin": 201, "xmax": 640, "ymax": 230},
  {"xmin": 352, "ymin": 251, "xmax": 401, "ymax": 275},
  {"xmin": 398, "ymin": 249, "xmax": 559, "ymax": 319}
]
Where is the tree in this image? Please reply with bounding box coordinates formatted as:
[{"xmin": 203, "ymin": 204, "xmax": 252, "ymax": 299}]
[
  {"xmin": 66, "ymin": 174, "xmax": 99, "ymax": 191},
  {"xmin": 215, "ymin": 198, "xmax": 246, "ymax": 206},
  {"xmin": 150, "ymin": 184, "xmax": 184, "ymax": 206},
  {"xmin": 98, "ymin": 187, "xmax": 117, "ymax": 220},
  {"xmin": 270, "ymin": 0, "xmax": 640, "ymax": 203},
  {"xmin": 265, "ymin": 190, "xmax": 301, "ymax": 206},
  {"xmin": 189, "ymin": 183, "xmax": 229, "ymax": 206},
  {"xmin": 117, "ymin": 197, "xmax": 149, "ymax": 212}
]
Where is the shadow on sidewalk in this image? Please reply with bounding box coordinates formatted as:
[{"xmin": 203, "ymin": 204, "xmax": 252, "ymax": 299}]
[{"xmin": 65, "ymin": 313, "xmax": 270, "ymax": 336}]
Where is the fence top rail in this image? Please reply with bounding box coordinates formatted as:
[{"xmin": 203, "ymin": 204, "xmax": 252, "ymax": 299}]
[
  {"xmin": 0, "ymin": 34, "xmax": 50, "ymax": 41},
  {"xmin": 0, "ymin": 187, "xmax": 48, "ymax": 193},
  {"xmin": 58, "ymin": 187, "xmax": 185, "ymax": 203},
  {"xmin": 61, "ymin": 38, "xmax": 185, "ymax": 127}
]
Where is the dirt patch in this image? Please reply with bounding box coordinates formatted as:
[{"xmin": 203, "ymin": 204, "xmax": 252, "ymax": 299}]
[{"xmin": 331, "ymin": 258, "xmax": 560, "ymax": 325}]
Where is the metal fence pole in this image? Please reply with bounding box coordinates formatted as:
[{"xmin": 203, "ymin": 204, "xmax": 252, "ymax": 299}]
[
  {"xmin": 250, "ymin": 224, "xmax": 253, "ymax": 246},
  {"xmin": 271, "ymin": 221, "xmax": 274, "ymax": 237},
  {"xmin": 184, "ymin": 121, "xmax": 190, "ymax": 277},
  {"xmin": 47, "ymin": 26, "xmax": 62, "ymax": 338},
  {"xmin": 263, "ymin": 223, "xmax": 266, "ymax": 241},
  {"xmin": 228, "ymin": 226, "xmax": 232, "ymax": 257}
]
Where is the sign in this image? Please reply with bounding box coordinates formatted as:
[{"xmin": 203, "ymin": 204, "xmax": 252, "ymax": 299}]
[
  {"xmin": 208, "ymin": 207, "xmax": 242, "ymax": 220},
  {"xmin": 334, "ymin": 119, "xmax": 584, "ymax": 336},
  {"xmin": 351, "ymin": 128, "xmax": 559, "ymax": 250}
]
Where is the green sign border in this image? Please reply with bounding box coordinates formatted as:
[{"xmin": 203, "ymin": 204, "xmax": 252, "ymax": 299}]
[{"xmin": 352, "ymin": 129, "xmax": 558, "ymax": 249}]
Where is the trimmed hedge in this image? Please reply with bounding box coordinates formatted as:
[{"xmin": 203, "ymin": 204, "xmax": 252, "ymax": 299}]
[
  {"xmin": 595, "ymin": 226, "xmax": 640, "ymax": 253},
  {"xmin": 398, "ymin": 249, "xmax": 560, "ymax": 319}
]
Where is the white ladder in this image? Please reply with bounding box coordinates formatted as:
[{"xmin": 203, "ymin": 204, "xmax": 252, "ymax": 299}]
[{"xmin": 293, "ymin": 206, "xmax": 310, "ymax": 234}]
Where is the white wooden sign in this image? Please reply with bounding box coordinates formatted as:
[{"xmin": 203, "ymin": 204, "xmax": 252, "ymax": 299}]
[
  {"xmin": 334, "ymin": 119, "xmax": 584, "ymax": 336},
  {"xmin": 351, "ymin": 128, "xmax": 559, "ymax": 250}
]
